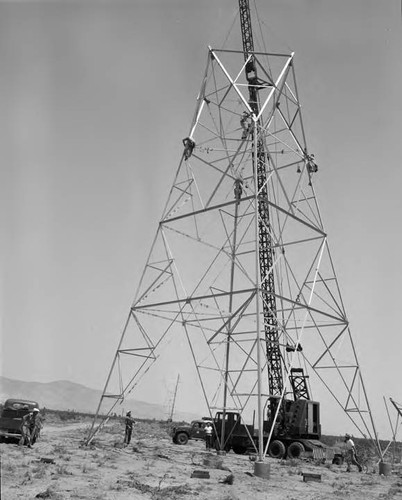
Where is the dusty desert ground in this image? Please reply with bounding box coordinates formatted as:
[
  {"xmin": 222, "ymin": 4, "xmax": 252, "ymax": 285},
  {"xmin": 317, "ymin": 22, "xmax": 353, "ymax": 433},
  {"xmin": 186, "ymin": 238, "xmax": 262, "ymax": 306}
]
[{"xmin": 1, "ymin": 416, "xmax": 402, "ymax": 500}]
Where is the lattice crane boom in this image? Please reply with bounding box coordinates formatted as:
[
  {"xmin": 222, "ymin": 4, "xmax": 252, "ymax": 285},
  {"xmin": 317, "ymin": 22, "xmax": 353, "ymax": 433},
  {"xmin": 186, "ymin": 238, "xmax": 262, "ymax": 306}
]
[{"xmin": 238, "ymin": 0, "xmax": 284, "ymax": 397}]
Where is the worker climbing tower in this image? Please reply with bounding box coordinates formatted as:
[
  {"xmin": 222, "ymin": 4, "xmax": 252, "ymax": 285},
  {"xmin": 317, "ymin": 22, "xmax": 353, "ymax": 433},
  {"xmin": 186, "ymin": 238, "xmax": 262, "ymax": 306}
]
[{"xmin": 86, "ymin": 2, "xmax": 378, "ymax": 455}]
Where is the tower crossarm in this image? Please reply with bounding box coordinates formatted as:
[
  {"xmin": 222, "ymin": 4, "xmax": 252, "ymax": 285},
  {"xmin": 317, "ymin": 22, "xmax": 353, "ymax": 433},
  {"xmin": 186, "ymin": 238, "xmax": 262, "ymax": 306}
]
[{"xmin": 238, "ymin": 0, "xmax": 283, "ymax": 396}]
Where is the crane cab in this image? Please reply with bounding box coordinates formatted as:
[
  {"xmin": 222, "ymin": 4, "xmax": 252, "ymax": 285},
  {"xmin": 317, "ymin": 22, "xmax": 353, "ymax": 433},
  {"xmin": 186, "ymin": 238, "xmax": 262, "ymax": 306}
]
[{"xmin": 266, "ymin": 396, "xmax": 321, "ymax": 440}]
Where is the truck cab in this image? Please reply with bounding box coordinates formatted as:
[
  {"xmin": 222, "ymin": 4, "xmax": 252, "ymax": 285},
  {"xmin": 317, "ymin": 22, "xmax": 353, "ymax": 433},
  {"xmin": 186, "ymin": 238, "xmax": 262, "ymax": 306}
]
[
  {"xmin": 171, "ymin": 417, "xmax": 213, "ymax": 445},
  {"xmin": 213, "ymin": 411, "xmax": 254, "ymax": 454}
]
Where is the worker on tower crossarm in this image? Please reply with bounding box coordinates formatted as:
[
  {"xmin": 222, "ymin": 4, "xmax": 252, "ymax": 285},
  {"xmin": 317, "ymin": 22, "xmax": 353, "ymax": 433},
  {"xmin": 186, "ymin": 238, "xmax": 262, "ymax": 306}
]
[
  {"xmin": 240, "ymin": 112, "xmax": 252, "ymax": 140},
  {"xmin": 344, "ymin": 434, "xmax": 363, "ymax": 472},
  {"xmin": 123, "ymin": 410, "xmax": 136, "ymax": 446},
  {"xmin": 234, "ymin": 178, "xmax": 243, "ymax": 200},
  {"xmin": 304, "ymin": 150, "xmax": 318, "ymax": 173},
  {"xmin": 182, "ymin": 137, "xmax": 196, "ymax": 160}
]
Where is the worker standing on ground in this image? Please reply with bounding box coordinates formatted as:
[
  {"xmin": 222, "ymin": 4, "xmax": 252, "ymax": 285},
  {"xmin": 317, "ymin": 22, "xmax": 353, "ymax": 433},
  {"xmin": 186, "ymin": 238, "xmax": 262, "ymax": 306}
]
[
  {"xmin": 204, "ymin": 422, "xmax": 213, "ymax": 450},
  {"xmin": 344, "ymin": 434, "xmax": 362, "ymax": 472},
  {"xmin": 31, "ymin": 408, "xmax": 43, "ymax": 445},
  {"xmin": 19, "ymin": 408, "xmax": 41, "ymax": 448},
  {"xmin": 123, "ymin": 411, "xmax": 136, "ymax": 446}
]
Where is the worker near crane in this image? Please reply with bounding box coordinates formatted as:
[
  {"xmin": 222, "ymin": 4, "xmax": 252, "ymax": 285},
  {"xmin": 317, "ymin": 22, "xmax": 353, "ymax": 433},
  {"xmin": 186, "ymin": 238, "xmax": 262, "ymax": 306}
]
[
  {"xmin": 204, "ymin": 421, "xmax": 213, "ymax": 450},
  {"xmin": 19, "ymin": 408, "xmax": 41, "ymax": 448},
  {"xmin": 344, "ymin": 434, "xmax": 363, "ymax": 472},
  {"xmin": 123, "ymin": 410, "xmax": 136, "ymax": 446}
]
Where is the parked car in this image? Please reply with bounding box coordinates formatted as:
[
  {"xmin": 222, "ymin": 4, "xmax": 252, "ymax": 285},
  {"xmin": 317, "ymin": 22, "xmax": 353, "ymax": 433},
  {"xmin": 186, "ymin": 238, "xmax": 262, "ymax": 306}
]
[{"xmin": 0, "ymin": 399, "xmax": 39, "ymax": 442}]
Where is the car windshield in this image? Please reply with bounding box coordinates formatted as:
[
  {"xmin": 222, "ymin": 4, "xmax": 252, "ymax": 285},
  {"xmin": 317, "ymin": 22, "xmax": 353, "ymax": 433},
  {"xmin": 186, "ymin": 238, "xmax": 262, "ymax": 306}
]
[{"xmin": 5, "ymin": 401, "xmax": 37, "ymax": 411}]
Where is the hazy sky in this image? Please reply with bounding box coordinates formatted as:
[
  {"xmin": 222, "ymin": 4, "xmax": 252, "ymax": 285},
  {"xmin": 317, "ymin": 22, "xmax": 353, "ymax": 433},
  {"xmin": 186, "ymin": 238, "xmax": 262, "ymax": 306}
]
[{"xmin": 2, "ymin": 0, "xmax": 402, "ymax": 439}]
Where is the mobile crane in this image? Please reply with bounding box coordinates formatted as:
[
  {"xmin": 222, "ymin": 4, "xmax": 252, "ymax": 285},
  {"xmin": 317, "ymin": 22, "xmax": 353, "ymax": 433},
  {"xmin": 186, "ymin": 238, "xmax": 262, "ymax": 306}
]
[{"xmin": 211, "ymin": 0, "xmax": 324, "ymax": 460}]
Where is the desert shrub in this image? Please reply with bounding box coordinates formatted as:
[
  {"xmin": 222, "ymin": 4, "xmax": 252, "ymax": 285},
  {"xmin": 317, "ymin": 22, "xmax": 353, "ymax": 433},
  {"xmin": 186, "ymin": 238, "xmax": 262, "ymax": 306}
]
[
  {"xmin": 387, "ymin": 482, "xmax": 402, "ymax": 498},
  {"xmin": 360, "ymin": 476, "xmax": 380, "ymax": 487},
  {"xmin": 34, "ymin": 486, "xmax": 63, "ymax": 499},
  {"xmin": 54, "ymin": 464, "xmax": 71, "ymax": 476},
  {"xmin": 2, "ymin": 461, "xmax": 14, "ymax": 472},
  {"xmin": 286, "ymin": 466, "xmax": 302, "ymax": 476},
  {"xmin": 133, "ymin": 421, "xmax": 171, "ymax": 440},
  {"xmin": 331, "ymin": 479, "xmax": 354, "ymax": 492},
  {"xmin": 117, "ymin": 476, "xmax": 193, "ymax": 499},
  {"xmin": 81, "ymin": 463, "xmax": 95, "ymax": 474},
  {"xmin": 57, "ymin": 411, "xmax": 79, "ymax": 422},
  {"xmin": 52, "ymin": 444, "xmax": 68, "ymax": 455},
  {"xmin": 21, "ymin": 470, "xmax": 32, "ymax": 485},
  {"xmin": 152, "ymin": 484, "xmax": 194, "ymax": 499},
  {"xmin": 99, "ymin": 422, "xmax": 121, "ymax": 436},
  {"xmin": 44, "ymin": 409, "xmax": 95, "ymax": 421},
  {"xmin": 32, "ymin": 464, "xmax": 47, "ymax": 479},
  {"xmin": 94, "ymin": 455, "xmax": 108, "ymax": 467},
  {"xmin": 109, "ymin": 483, "xmax": 123, "ymax": 491}
]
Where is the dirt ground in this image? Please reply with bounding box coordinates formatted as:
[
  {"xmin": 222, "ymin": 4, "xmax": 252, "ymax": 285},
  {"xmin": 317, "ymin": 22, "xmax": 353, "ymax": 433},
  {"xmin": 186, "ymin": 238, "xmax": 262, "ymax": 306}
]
[{"xmin": 1, "ymin": 417, "xmax": 402, "ymax": 500}]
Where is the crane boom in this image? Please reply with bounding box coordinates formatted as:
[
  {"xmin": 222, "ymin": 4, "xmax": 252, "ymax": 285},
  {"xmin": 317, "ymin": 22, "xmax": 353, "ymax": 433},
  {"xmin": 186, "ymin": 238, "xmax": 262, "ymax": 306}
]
[
  {"xmin": 239, "ymin": 0, "xmax": 254, "ymax": 56},
  {"xmin": 238, "ymin": 0, "xmax": 283, "ymax": 396}
]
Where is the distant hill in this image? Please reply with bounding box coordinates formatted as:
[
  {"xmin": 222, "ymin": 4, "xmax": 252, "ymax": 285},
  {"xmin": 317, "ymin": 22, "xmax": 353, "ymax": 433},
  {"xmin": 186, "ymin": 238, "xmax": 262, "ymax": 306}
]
[{"xmin": 0, "ymin": 376, "xmax": 198, "ymax": 422}]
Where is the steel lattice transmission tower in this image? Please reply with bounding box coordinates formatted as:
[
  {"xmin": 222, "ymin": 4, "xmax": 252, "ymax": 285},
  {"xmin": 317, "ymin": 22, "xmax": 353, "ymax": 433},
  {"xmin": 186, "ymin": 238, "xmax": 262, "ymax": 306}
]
[{"xmin": 86, "ymin": 5, "xmax": 378, "ymax": 450}]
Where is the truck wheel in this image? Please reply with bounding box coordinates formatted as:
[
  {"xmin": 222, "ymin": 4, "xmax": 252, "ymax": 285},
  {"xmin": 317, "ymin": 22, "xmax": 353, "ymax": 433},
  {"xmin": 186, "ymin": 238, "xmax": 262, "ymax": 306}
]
[
  {"xmin": 287, "ymin": 442, "xmax": 305, "ymax": 459},
  {"xmin": 175, "ymin": 432, "xmax": 189, "ymax": 445},
  {"xmin": 232, "ymin": 445, "xmax": 247, "ymax": 455},
  {"xmin": 268, "ymin": 440, "xmax": 286, "ymax": 459}
]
